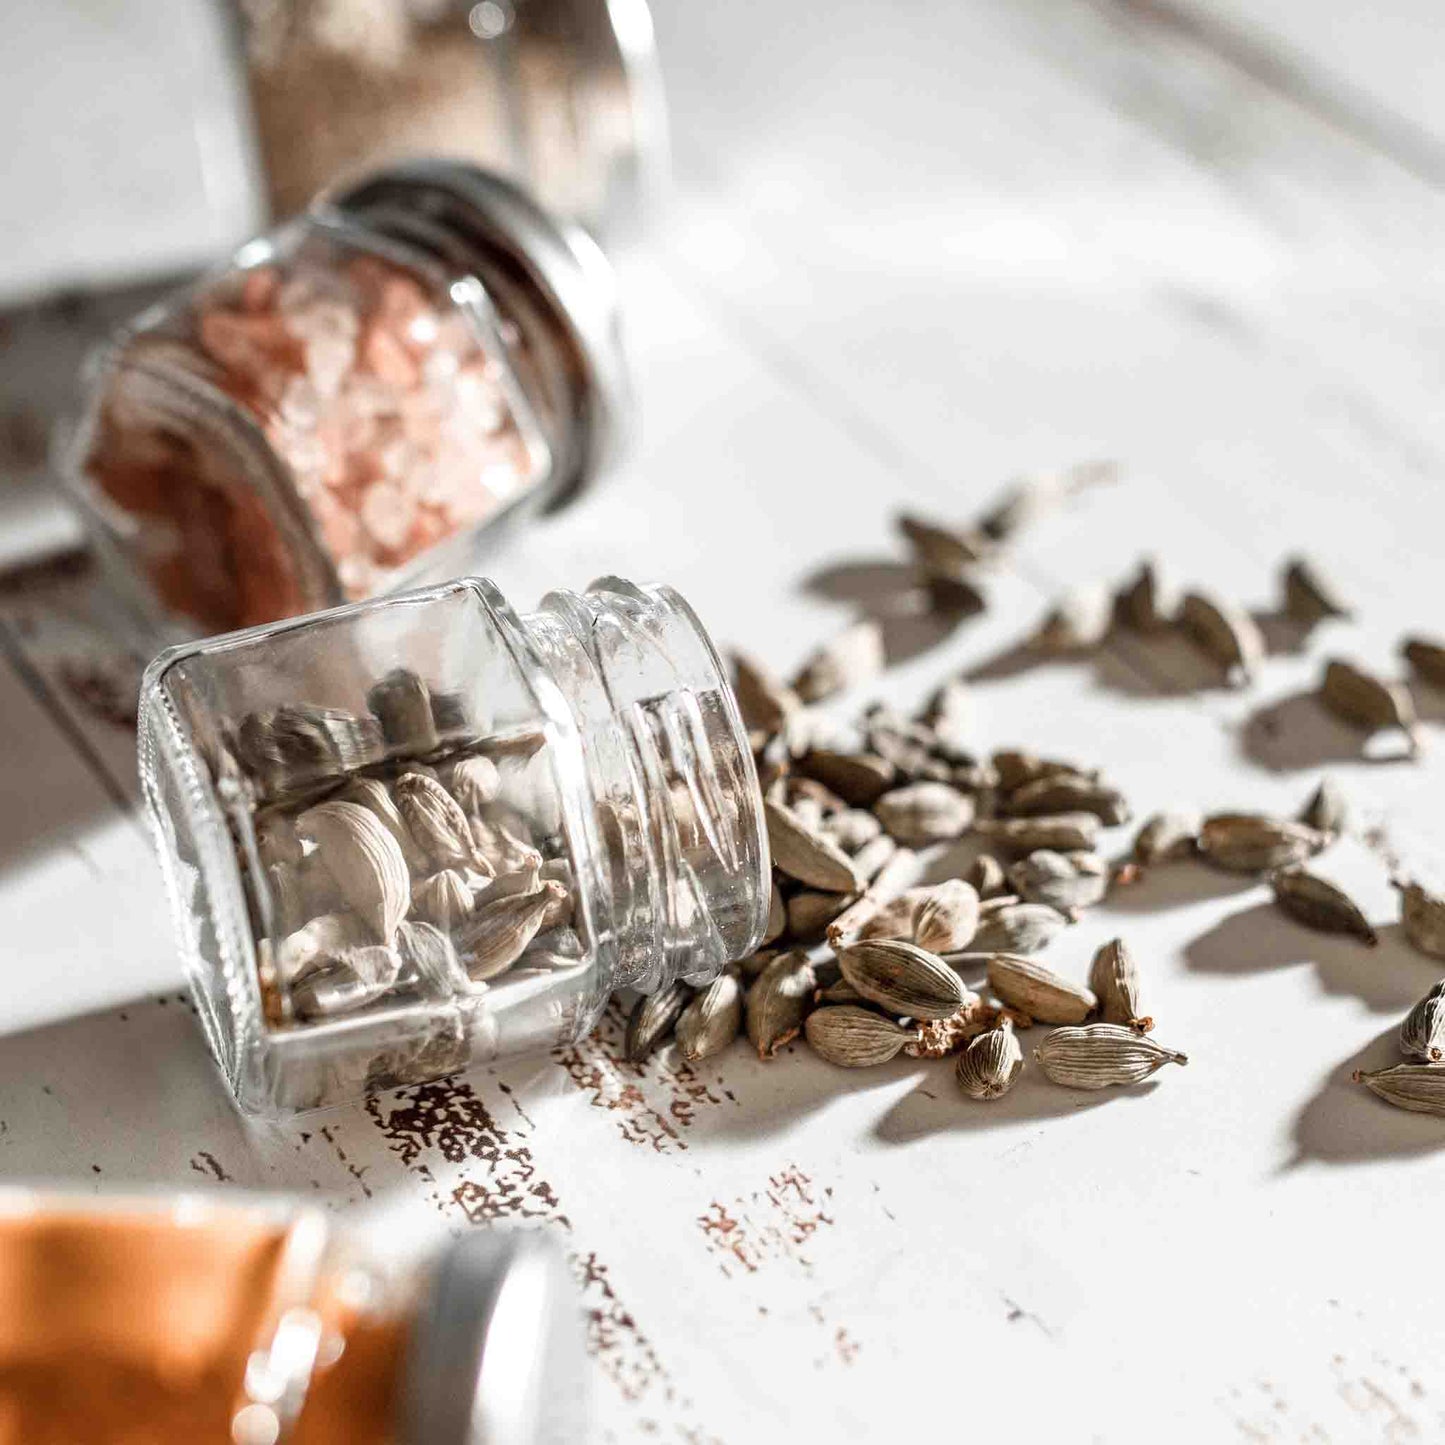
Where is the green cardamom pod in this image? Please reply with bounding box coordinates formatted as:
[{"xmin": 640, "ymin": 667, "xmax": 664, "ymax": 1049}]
[
  {"xmin": 1354, "ymin": 1062, "xmax": 1445, "ymax": 1117},
  {"xmin": 954, "ymin": 1019, "xmax": 1023, "ymax": 1100},
  {"xmin": 676, "ymin": 970, "xmax": 744, "ymax": 1063},
  {"xmin": 1401, "ymin": 982, "xmax": 1445, "ymax": 1063},
  {"xmin": 805, "ymin": 1005, "xmax": 915, "ymax": 1067},
  {"xmin": 746, "ymin": 950, "xmax": 817, "ymax": 1058},
  {"xmin": 1035, "ymin": 1023, "xmax": 1187, "ymax": 1089},
  {"xmin": 836, "ymin": 939, "xmax": 965, "ymax": 1020}
]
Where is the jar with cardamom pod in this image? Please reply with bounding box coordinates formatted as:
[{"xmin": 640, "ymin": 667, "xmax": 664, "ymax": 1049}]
[
  {"xmin": 0, "ymin": 1188, "xmax": 582, "ymax": 1443},
  {"xmin": 65, "ymin": 162, "xmax": 629, "ymax": 641},
  {"xmin": 139, "ymin": 575, "xmax": 769, "ymax": 1114}
]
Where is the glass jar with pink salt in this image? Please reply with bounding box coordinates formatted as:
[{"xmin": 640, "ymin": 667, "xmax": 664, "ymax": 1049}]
[{"xmin": 65, "ymin": 162, "xmax": 628, "ymax": 639}]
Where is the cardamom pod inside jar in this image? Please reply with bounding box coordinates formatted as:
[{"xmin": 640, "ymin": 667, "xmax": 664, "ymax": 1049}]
[
  {"xmin": 139, "ymin": 576, "xmax": 769, "ymax": 1114},
  {"xmin": 65, "ymin": 163, "xmax": 628, "ymax": 640}
]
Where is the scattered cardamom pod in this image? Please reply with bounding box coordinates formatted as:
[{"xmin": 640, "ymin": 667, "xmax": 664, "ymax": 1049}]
[
  {"xmin": 873, "ymin": 781, "xmax": 976, "ymax": 846},
  {"xmin": 825, "ymin": 847, "xmax": 924, "ymax": 946},
  {"xmin": 746, "ymin": 950, "xmax": 818, "ymax": 1058},
  {"xmin": 1131, "ymin": 810, "xmax": 1200, "ymax": 867},
  {"xmin": 1395, "ymin": 879, "xmax": 1445, "ymax": 960},
  {"xmin": 1179, "ymin": 591, "xmax": 1263, "ymax": 686},
  {"xmin": 337, "ymin": 775, "xmax": 427, "ymax": 874},
  {"xmin": 411, "ymin": 869, "xmax": 475, "ymax": 932},
  {"xmin": 453, "ymin": 882, "xmax": 563, "ymax": 981},
  {"xmin": 1298, "ymin": 777, "xmax": 1347, "ymax": 836},
  {"xmin": 974, "ymin": 813, "xmax": 1101, "ymax": 855},
  {"xmin": 971, "ymin": 902, "xmax": 1070, "ymax": 955},
  {"xmin": 967, "ymin": 853, "xmax": 1008, "ymax": 899},
  {"xmin": 766, "ymin": 800, "xmax": 863, "ymax": 893},
  {"xmin": 1197, "ymin": 813, "xmax": 1327, "ymax": 874},
  {"xmin": 731, "ymin": 650, "xmax": 801, "ymax": 734},
  {"xmin": 292, "ymin": 944, "xmax": 402, "ymax": 1020},
  {"xmin": 394, "ymin": 771, "xmax": 476, "ymax": 869},
  {"xmin": 1035, "ymin": 1024, "xmax": 1187, "ymax": 1089},
  {"xmin": 1087, "ymin": 938, "xmax": 1151, "ymax": 1032},
  {"xmin": 1270, "ymin": 866, "xmax": 1378, "ymax": 944},
  {"xmin": 792, "ymin": 621, "xmax": 885, "ymax": 704},
  {"xmin": 795, "ymin": 749, "xmax": 895, "ymax": 806},
  {"xmin": 1353, "ymin": 1063, "xmax": 1445, "ymax": 1117},
  {"xmin": 1030, "ymin": 582, "xmax": 1113, "ymax": 653},
  {"xmin": 1319, "ymin": 659, "xmax": 1421, "ymax": 756},
  {"xmin": 955, "ymin": 1018, "xmax": 1023, "ymax": 1100},
  {"xmin": 738, "ymin": 949, "xmax": 779, "ymax": 980},
  {"xmin": 805, "ymin": 1005, "xmax": 917, "ymax": 1067},
  {"xmin": 992, "ymin": 750, "xmax": 1092, "ymax": 794},
  {"xmin": 1282, "ymin": 556, "xmax": 1351, "ymax": 624},
  {"xmin": 1115, "ymin": 556, "xmax": 1174, "ymax": 632},
  {"xmin": 824, "ymin": 807, "xmax": 884, "ymax": 853},
  {"xmin": 297, "ymin": 800, "xmax": 410, "ymax": 942},
  {"xmin": 987, "ymin": 954, "xmax": 1096, "ymax": 1024},
  {"xmin": 787, "ymin": 889, "xmax": 857, "ymax": 940},
  {"xmin": 1008, "ymin": 850, "xmax": 1108, "ymax": 913},
  {"xmin": 676, "ymin": 970, "xmax": 744, "ymax": 1063},
  {"xmin": 837, "ymin": 938, "xmax": 966, "ymax": 1019},
  {"xmin": 1006, "ymin": 775, "xmax": 1130, "ymax": 826},
  {"xmin": 850, "ymin": 833, "xmax": 899, "ymax": 884},
  {"xmin": 437, "ymin": 755, "xmax": 502, "ymax": 814},
  {"xmin": 626, "ymin": 981, "xmax": 691, "ymax": 1062},
  {"xmin": 1401, "ymin": 982, "xmax": 1445, "ymax": 1063},
  {"xmin": 367, "ymin": 668, "xmax": 439, "ymax": 754},
  {"xmin": 1402, "ymin": 636, "xmax": 1445, "ymax": 689}
]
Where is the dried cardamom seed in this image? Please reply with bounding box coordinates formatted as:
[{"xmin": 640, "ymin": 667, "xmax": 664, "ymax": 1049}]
[
  {"xmin": 1282, "ymin": 556, "xmax": 1351, "ymax": 624},
  {"xmin": 1131, "ymin": 810, "xmax": 1201, "ymax": 867},
  {"xmin": 1401, "ymin": 981, "xmax": 1445, "ymax": 1063},
  {"xmin": 1006, "ymin": 775, "xmax": 1130, "ymax": 826},
  {"xmin": 805, "ymin": 1005, "xmax": 917, "ymax": 1068},
  {"xmin": 1087, "ymin": 938, "xmax": 1151, "ymax": 1033},
  {"xmin": 1036, "ymin": 1023, "xmax": 1187, "ymax": 1089},
  {"xmin": 1008, "ymin": 850, "xmax": 1108, "ymax": 913},
  {"xmin": 765, "ymin": 800, "xmax": 862, "ymax": 893},
  {"xmin": 453, "ymin": 883, "xmax": 563, "ymax": 981},
  {"xmin": 974, "ymin": 813, "xmax": 1101, "ymax": 854},
  {"xmin": 1395, "ymin": 879, "xmax": 1445, "ymax": 960},
  {"xmin": 1030, "ymin": 582, "xmax": 1113, "ymax": 653},
  {"xmin": 1179, "ymin": 591, "xmax": 1264, "ymax": 686},
  {"xmin": 746, "ymin": 950, "xmax": 817, "ymax": 1058},
  {"xmin": 792, "ymin": 621, "xmax": 885, "ymax": 704},
  {"xmin": 626, "ymin": 982, "xmax": 691, "ymax": 1062},
  {"xmin": 872, "ymin": 781, "xmax": 975, "ymax": 846},
  {"xmin": 1270, "ymin": 866, "xmax": 1378, "ymax": 944},
  {"xmin": 411, "ymin": 869, "xmax": 475, "ymax": 932},
  {"xmin": 787, "ymin": 889, "xmax": 857, "ymax": 940},
  {"xmin": 394, "ymin": 771, "xmax": 476, "ymax": 869},
  {"xmin": 955, "ymin": 1018, "xmax": 1023, "ymax": 1100},
  {"xmin": 857, "ymin": 879, "xmax": 980, "ymax": 953},
  {"xmin": 731, "ymin": 650, "xmax": 802, "ymax": 734},
  {"xmin": 1319, "ymin": 659, "xmax": 1421, "ymax": 756},
  {"xmin": 297, "ymin": 800, "xmax": 410, "ymax": 941},
  {"xmin": 437, "ymin": 755, "xmax": 502, "ymax": 814},
  {"xmin": 395, "ymin": 920, "xmax": 474, "ymax": 999},
  {"xmin": 292, "ymin": 944, "xmax": 402, "ymax": 1020},
  {"xmin": 967, "ymin": 853, "xmax": 1008, "ymax": 899},
  {"xmin": 1402, "ymin": 636, "xmax": 1445, "ymax": 689},
  {"xmin": 1353, "ymin": 1062, "xmax": 1445, "ymax": 1117},
  {"xmin": 367, "ymin": 668, "xmax": 438, "ymax": 755},
  {"xmin": 971, "ymin": 902, "xmax": 1070, "ymax": 955},
  {"xmin": 987, "ymin": 954, "xmax": 1095, "ymax": 1024},
  {"xmin": 1198, "ymin": 813, "xmax": 1327, "ymax": 874},
  {"xmin": 676, "ymin": 970, "xmax": 744, "ymax": 1063},
  {"xmin": 796, "ymin": 749, "xmax": 895, "ymax": 806},
  {"xmin": 837, "ymin": 939, "xmax": 966, "ymax": 1020},
  {"xmin": 1299, "ymin": 778, "xmax": 1348, "ymax": 836},
  {"xmin": 1115, "ymin": 556, "xmax": 1174, "ymax": 632},
  {"xmin": 866, "ymin": 724, "xmax": 951, "ymax": 784}
]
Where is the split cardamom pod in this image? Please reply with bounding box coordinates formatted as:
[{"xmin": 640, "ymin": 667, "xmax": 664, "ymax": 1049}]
[
  {"xmin": 1395, "ymin": 879, "xmax": 1445, "ymax": 959},
  {"xmin": 292, "ymin": 944, "xmax": 402, "ymax": 1020},
  {"xmin": 954, "ymin": 1018, "xmax": 1023, "ymax": 1100},
  {"xmin": 1353, "ymin": 1063, "xmax": 1445, "ymax": 1117},
  {"xmin": 1197, "ymin": 813, "xmax": 1327, "ymax": 874},
  {"xmin": 1270, "ymin": 866, "xmax": 1378, "ymax": 944},
  {"xmin": 857, "ymin": 879, "xmax": 980, "ymax": 953},
  {"xmin": 746, "ymin": 950, "xmax": 818, "ymax": 1058},
  {"xmin": 394, "ymin": 771, "xmax": 477, "ymax": 869},
  {"xmin": 1401, "ymin": 982, "xmax": 1445, "ymax": 1063},
  {"xmin": 836, "ymin": 939, "xmax": 966, "ymax": 1019},
  {"xmin": 626, "ymin": 981, "xmax": 691, "ymax": 1062},
  {"xmin": 825, "ymin": 846, "xmax": 924, "ymax": 946},
  {"xmin": 676, "ymin": 970, "xmax": 744, "ymax": 1063},
  {"xmin": 1035, "ymin": 1024, "xmax": 1187, "ymax": 1089},
  {"xmin": 1087, "ymin": 938, "xmax": 1151, "ymax": 1032},
  {"xmin": 1179, "ymin": 591, "xmax": 1263, "ymax": 686},
  {"xmin": 297, "ymin": 800, "xmax": 410, "ymax": 941},
  {"xmin": 765, "ymin": 800, "xmax": 863, "ymax": 893},
  {"xmin": 276, "ymin": 911, "xmax": 371, "ymax": 982},
  {"xmin": 805, "ymin": 1005, "xmax": 917, "ymax": 1067},
  {"xmin": 395, "ymin": 920, "xmax": 473, "ymax": 999},
  {"xmin": 987, "ymin": 954, "xmax": 1095, "ymax": 1024}
]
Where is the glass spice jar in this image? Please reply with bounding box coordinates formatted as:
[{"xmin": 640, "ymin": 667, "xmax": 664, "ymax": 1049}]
[
  {"xmin": 0, "ymin": 1189, "xmax": 583, "ymax": 1444},
  {"xmin": 64, "ymin": 162, "xmax": 629, "ymax": 641},
  {"xmin": 235, "ymin": 0, "xmax": 668, "ymax": 235},
  {"xmin": 140, "ymin": 575, "xmax": 769, "ymax": 1115}
]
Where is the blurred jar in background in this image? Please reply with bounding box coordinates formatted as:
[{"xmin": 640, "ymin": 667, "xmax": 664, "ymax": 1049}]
[
  {"xmin": 0, "ymin": 1190, "xmax": 583, "ymax": 1444},
  {"xmin": 237, "ymin": 0, "xmax": 669, "ymax": 237},
  {"xmin": 63, "ymin": 163, "xmax": 629, "ymax": 639}
]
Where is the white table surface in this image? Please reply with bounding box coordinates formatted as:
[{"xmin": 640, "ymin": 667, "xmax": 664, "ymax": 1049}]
[{"xmin": 2, "ymin": 1, "xmax": 1444, "ymax": 1439}]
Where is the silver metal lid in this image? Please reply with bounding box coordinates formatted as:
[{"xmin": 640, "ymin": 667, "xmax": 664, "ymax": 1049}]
[
  {"xmin": 332, "ymin": 161, "xmax": 631, "ymax": 510},
  {"xmin": 403, "ymin": 1230, "xmax": 587, "ymax": 1445}
]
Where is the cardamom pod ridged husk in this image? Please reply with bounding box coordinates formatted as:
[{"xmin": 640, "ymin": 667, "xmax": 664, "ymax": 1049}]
[
  {"xmin": 1401, "ymin": 981, "xmax": 1445, "ymax": 1063},
  {"xmin": 1035, "ymin": 1023, "xmax": 1187, "ymax": 1089},
  {"xmin": 805, "ymin": 1005, "xmax": 916, "ymax": 1068},
  {"xmin": 991, "ymin": 750, "xmax": 1092, "ymax": 794},
  {"xmin": 1282, "ymin": 557, "xmax": 1351, "ymax": 624},
  {"xmin": 974, "ymin": 813, "xmax": 1101, "ymax": 854},
  {"xmin": 453, "ymin": 883, "xmax": 562, "ymax": 981},
  {"xmin": 1319, "ymin": 659, "xmax": 1421, "ymax": 756},
  {"xmin": 626, "ymin": 981, "xmax": 691, "ymax": 1062},
  {"xmin": 469, "ymin": 816, "xmax": 543, "ymax": 876},
  {"xmin": 367, "ymin": 667, "xmax": 438, "ymax": 754},
  {"xmin": 954, "ymin": 1019, "xmax": 1023, "ymax": 1100},
  {"xmin": 1197, "ymin": 814, "xmax": 1327, "ymax": 874},
  {"xmin": 971, "ymin": 902, "xmax": 1069, "ymax": 955},
  {"xmin": 765, "ymin": 800, "xmax": 862, "ymax": 893},
  {"xmin": 792, "ymin": 621, "xmax": 885, "ymax": 704},
  {"xmin": 1299, "ymin": 777, "xmax": 1348, "ymax": 836},
  {"xmin": 1007, "ymin": 851, "xmax": 1108, "ymax": 913},
  {"xmin": 837, "ymin": 939, "xmax": 966, "ymax": 1020},
  {"xmin": 337, "ymin": 775, "xmax": 427, "ymax": 873},
  {"xmin": 872, "ymin": 781, "xmax": 975, "ymax": 846},
  {"xmin": 676, "ymin": 971, "xmax": 744, "ymax": 1063},
  {"xmin": 987, "ymin": 954, "xmax": 1096, "ymax": 1024},
  {"xmin": 1087, "ymin": 938, "xmax": 1151, "ymax": 1032},
  {"xmin": 746, "ymin": 950, "xmax": 818, "ymax": 1058},
  {"xmin": 1270, "ymin": 866, "xmax": 1378, "ymax": 944},
  {"xmin": 1131, "ymin": 810, "xmax": 1201, "ymax": 866},
  {"xmin": 795, "ymin": 749, "xmax": 895, "ymax": 806},
  {"xmin": 297, "ymin": 800, "xmax": 410, "ymax": 941},
  {"xmin": 1353, "ymin": 1063, "xmax": 1445, "ymax": 1117},
  {"xmin": 394, "ymin": 771, "xmax": 476, "ymax": 869},
  {"xmin": 1396, "ymin": 879, "xmax": 1445, "ymax": 960},
  {"xmin": 411, "ymin": 869, "xmax": 475, "ymax": 932},
  {"xmin": 1179, "ymin": 591, "xmax": 1264, "ymax": 686},
  {"xmin": 1402, "ymin": 636, "xmax": 1445, "ymax": 689}
]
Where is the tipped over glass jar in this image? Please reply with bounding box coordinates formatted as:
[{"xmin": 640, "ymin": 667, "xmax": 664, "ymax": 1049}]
[
  {"xmin": 0, "ymin": 1189, "xmax": 583, "ymax": 1443},
  {"xmin": 140, "ymin": 575, "xmax": 770, "ymax": 1115},
  {"xmin": 65, "ymin": 162, "xmax": 629, "ymax": 641}
]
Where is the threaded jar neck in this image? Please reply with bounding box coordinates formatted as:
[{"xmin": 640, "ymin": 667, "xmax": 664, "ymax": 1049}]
[{"xmin": 519, "ymin": 578, "xmax": 769, "ymax": 993}]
